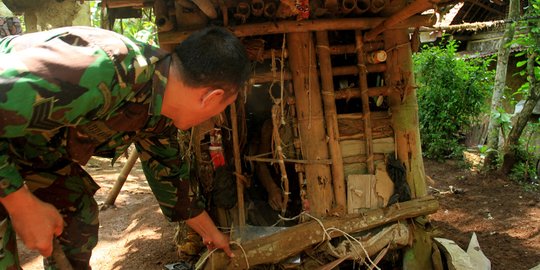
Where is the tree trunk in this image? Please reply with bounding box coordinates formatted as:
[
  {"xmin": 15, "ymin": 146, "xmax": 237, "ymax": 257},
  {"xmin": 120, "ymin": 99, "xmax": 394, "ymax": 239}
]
[
  {"xmin": 485, "ymin": 0, "xmax": 520, "ymax": 169},
  {"xmin": 501, "ymin": 52, "xmax": 540, "ymax": 174}
]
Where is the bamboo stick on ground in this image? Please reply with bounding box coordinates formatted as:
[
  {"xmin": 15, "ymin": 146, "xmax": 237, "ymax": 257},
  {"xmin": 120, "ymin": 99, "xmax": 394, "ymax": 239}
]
[{"xmin": 103, "ymin": 149, "xmax": 139, "ymax": 206}]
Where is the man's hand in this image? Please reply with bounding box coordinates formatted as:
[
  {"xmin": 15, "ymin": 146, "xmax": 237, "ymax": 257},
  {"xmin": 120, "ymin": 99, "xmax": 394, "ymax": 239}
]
[
  {"xmin": 0, "ymin": 186, "xmax": 64, "ymax": 257},
  {"xmin": 186, "ymin": 211, "xmax": 234, "ymax": 257}
]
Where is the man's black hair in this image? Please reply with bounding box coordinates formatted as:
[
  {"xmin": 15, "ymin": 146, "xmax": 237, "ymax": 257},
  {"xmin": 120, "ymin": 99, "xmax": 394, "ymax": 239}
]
[{"xmin": 173, "ymin": 27, "xmax": 251, "ymax": 96}]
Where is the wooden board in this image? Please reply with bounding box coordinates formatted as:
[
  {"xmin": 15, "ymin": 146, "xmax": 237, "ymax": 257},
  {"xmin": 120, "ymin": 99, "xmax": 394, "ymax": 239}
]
[
  {"xmin": 347, "ymin": 174, "xmax": 378, "ymax": 213},
  {"xmin": 340, "ymin": 137, "xmax": 395, "ymax": 158}
]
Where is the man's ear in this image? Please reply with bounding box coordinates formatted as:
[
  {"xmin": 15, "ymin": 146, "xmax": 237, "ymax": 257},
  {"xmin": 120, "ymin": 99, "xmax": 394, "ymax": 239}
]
[{"xmin": 201, "ymin": 89, "xmax": 225, "ymax": 107}]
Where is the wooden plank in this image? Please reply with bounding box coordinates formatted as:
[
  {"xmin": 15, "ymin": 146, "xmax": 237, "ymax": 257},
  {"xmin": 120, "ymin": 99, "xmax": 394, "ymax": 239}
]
[
  {"xmin": 340, "ymin": 137, "xmax": 395, "ymax": 157},
  {"xmin": 347, "ymin": 174, "xmax": 378, "ymax": 213},
  {"xmin": 338, "ymin": 111, "xmax": 392, "ymax": 138}
]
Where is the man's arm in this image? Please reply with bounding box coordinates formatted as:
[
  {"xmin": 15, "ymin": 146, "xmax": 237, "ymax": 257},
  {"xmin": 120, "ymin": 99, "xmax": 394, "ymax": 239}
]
[
  {"xmin": 0, "ymin": 185, "xmax": 63, "ymax": 257},
  {"xmin": 186, "ymin": 211, "xmax": 233, "ymax": 257},
  {"xmin": 135, "ymin": 127, "xmax": 234, "ymax": 256}
]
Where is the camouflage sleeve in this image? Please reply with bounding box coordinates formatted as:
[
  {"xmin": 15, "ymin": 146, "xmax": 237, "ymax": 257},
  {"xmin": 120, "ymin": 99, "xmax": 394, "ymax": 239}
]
[
  {"xmin": 0, "ymin": 38, "xmax": 120, "ymax": 197},
  {"xmin": 0, "ymin": 27, "xmax": 165, "ymax": 197},
  {"xmin": 134, "ymin": 127, "xmax": 205, "ymax": 221}
]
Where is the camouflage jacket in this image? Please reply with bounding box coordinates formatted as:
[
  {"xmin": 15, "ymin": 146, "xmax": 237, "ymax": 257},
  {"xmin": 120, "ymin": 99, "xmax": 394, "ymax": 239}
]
[{"xmin": 0, "ymin": 26, "xmax": 203, "ymax": 221}]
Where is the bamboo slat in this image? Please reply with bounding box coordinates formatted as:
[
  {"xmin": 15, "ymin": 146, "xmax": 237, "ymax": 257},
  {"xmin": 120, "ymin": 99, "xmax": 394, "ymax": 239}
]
[
  {"xmin": 316, "ymin": 30, "xmax": 346, "ymax": 214},
  {"xmin": 102, "ymin": 0, "xmax": 148, "ymax": 8},
  {"xmin": 355, "ymin": 30, "xmax": 375, "ymax": 174},
  {"xmin": 249, "ymin": 64, "xmax": 387, "ymax": 85},
  {"xmin": 244, "ymin": 156, "xmax": 333, "ymax": 165},
  {"xmin": 258, "ymin": 41, "xmax": 384, "ymax": 60}
]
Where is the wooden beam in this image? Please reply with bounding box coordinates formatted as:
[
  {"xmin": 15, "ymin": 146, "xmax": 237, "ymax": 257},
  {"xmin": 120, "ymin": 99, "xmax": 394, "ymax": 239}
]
[
  {"xmin": 364, "ymin": 0, "xmax": 437, "ymax": 41},
  {"xmin": 202, "ymin": 196, "xmax": 440, "ymax": 269},
  {"xmin": 158, "ymin": 15, "xmax": 435, "ymax": 44},
  {"xmin": 102, "ymin": 0, "xmax": 148, "ymax": 8}
]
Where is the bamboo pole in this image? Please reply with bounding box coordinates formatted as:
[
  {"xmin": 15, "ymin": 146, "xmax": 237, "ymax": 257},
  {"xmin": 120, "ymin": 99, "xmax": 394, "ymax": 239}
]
[
  {"xmin": 287, "ymin": 32, "xmax": 333, "ymax": 217},
  {"xmin": 384, "ymin": 28, "xmax": 427, "ymax": 199},
  {"xmin": 203, "ymin": 196, "xmax": 439, "ymax": 269},
  {"xmin": 244, "ymin": 156, "xmax": 333, "ymax": 165},
  {"xmin": 334, "ymin": 86, "xmax": 397, "ymax": 99},
  {"xmin": 230, "ymin": 102, "xmax": 246, "ymax": 226},
  {"xmin": 315, "ymin": 31, "xmax": 346, "ymax": 215},
  {"xmin": 249, "ymin": 63, "xmax": 386, "ymax": 84},
  {"xmin": 103, "ymin": 150, "xmax": 139, "ymax": 206},
  {"xmin": 257, "ymin": 41, "xmax": 384, "ymax": 60},
  {"xmin": 364, "ymin": 0, "xmax": 438, "ymax": 41},
  {"xmin": 355, "ymin": 30, "xmax": 375, "ymax": 174},
  {"xmin": 158, "ymin": 15, "xmax": 435, "ymax": 44},
  {"xmin": 419, "ymin": 20, "xmax": 506, "ymax": 33}
]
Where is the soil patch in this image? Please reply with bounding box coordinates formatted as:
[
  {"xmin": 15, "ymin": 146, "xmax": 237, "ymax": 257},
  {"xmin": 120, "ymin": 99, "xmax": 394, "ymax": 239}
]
[{"xmin": 18, "ymin": 157, "xmax": 540, "ymax": 269}]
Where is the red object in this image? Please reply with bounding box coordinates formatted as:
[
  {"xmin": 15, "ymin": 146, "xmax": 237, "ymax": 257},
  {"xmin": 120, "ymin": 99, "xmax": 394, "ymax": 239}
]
[
  {"xmin": 209, "ymin": 128, "xmax": 226, "ymax": 169},
  {"xmin": 209, "ymin": 146, "xmax": 226, "ymax": 168}
]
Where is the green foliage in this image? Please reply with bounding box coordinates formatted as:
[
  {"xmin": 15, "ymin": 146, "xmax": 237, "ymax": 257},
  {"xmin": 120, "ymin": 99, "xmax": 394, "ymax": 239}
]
[
  {"xmin": 413, "ymin": 39, "xmax": 494, "ymax": 159},
  {"xmin": 509, "ymin": 120, "xmax": 540, "ymax": 190},
  {"xmin": 89, "ymin": 1, "xmax": 158, "ymax": 46}
]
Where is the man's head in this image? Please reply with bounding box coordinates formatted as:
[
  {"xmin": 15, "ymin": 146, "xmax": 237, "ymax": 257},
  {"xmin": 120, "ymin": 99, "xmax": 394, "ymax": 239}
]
[
  {"xmin": 162, "ymin": 27, "xmax": 250, "ymax": 130},
  {"xmin": 173, "ymin": 26, "xmax": 250, "ymax": 97}
]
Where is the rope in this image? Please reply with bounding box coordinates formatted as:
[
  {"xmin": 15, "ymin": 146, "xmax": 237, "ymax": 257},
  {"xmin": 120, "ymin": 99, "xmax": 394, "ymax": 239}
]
[{"xmin": 230, "ymin": 240, "xmax": 250, "ymax": 269}]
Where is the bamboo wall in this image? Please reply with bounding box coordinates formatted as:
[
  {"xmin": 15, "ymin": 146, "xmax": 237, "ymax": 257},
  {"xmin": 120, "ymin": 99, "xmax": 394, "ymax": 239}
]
[{"xmin": 127, "ymin": 0, "xmax": 435, "ymax": 220}]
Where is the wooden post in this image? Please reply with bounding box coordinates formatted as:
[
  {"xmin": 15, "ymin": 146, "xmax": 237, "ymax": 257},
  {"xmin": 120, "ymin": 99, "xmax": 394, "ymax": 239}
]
[
  {"xmin": 383, "ymin": 29, "xmax": 427, "ymax": 198},
  {"xmin": 230, "ymin": 102, "xmax": 246, "ymax": 226},
  {"xmin": 355, "ymin": 30, "xmax": 375, "ymax": 174},
  {"xmin": 287, "ymin": 32, "xmax": 333, "ymax": 217},
  {"xmin": 315, "ymin": 31, "xmax": 346, "ymax": 214}
]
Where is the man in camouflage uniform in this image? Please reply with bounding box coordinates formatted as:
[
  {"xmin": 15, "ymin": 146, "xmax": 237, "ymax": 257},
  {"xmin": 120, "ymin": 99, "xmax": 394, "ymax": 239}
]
[{"xmin": 0, "ymin": 26, "xmax": 250, "ymax": 269}]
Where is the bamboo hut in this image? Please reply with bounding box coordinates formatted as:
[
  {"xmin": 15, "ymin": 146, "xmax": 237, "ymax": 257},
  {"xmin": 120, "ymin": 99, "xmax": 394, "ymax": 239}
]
[{"xmin": 102, "ymin": 0, "xmax": 456, "ymax": 268}]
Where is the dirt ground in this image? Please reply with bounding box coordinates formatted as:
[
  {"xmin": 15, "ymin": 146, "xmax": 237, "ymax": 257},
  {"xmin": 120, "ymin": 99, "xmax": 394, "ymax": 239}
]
[
  {"xmin": 18, "ymin": 156, "xmax": 540, "ymax": 269},
  {"xmin": 427, "ymin": 158, "xmax": 540, "ymax": 270}
]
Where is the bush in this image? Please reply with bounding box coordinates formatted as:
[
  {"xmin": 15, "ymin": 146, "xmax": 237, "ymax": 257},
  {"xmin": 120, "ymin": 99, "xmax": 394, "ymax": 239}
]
[{"xmin": 413, "ymin": 40, "xmax": 494, "ymax": 159}]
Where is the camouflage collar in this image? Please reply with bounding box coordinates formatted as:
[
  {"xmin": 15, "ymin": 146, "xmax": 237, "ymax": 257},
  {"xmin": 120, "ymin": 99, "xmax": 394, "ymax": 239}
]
[{"xmin": 150, "ymin": 53, "xmax": 171, "ymax": 116}]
